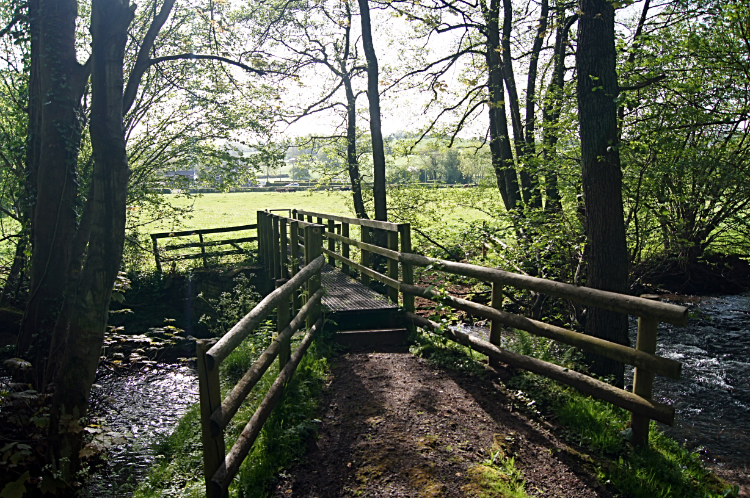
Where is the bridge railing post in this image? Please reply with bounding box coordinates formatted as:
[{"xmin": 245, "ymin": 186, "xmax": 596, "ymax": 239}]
[
  {"xmin": 387, "ymin": 230, "xmax": 399, "ymax": 303},
  {"xmin": 399, "ymin": 224, "xmax": 413, "ymax": 314},
  {"xmin": 290, "ymin": 220, "xmax": 301, "ymax": 313},
  {"xmin": 361, "ymin": 226, "xmax": 371, "ymax": 286},
  {"xmin": 304, "ymin": 224, "xmax": 323, "ymax": 329},
  {"xmin": 277, "ymin": 278, "xmax": 291, "ymax": 369},
  {"xmin": 280, "ymin": 217, "xmax": 288, "ymax": 279},
  {"xmin": 256, "ymin": 211, "xmax": 264, "ymax": 267},
  {"xmin": 632, "ymin": 294, "xmax": 659, "ymax": 447},
  {"xmin": 196, "ymin": 339, "xmax": 225, "ymax": 498},
  {"xmin": 489, "ymin": 282, "xmax": 503, "ymax": 368},
  {"xmin": 342, "ymin": 222, "xmax": 350, "ymax": 276},
  {"xmin": 327, "ymin": 219, "xmax": 335, "ymax": 266},
  {"xmin": 272, "ymin": 214, "xmax": 281, "ymax": 281}
]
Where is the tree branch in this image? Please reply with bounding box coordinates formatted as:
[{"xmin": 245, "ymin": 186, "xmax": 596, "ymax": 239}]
[
  {"xmin": 123, "ymin": 0, "xmax": 177, "ymax": 115},
  {"xmin": 146, "ymin": 53, "xmax": 265, "ymax": 75},
  {"xmin": 619, "ymin": 73, "xmax": 666, "ymax": 92}
]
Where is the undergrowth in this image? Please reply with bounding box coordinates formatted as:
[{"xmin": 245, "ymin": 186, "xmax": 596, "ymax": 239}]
[
  {"xmin": 133, "ymin": 277, "xmax": 330, "ymax": 498},
  {"xmin": 410, "ymin": 327, "xmax": 736, "ymax": 498}
]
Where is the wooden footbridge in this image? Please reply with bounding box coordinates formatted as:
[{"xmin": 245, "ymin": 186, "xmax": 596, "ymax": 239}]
[{"xmin": 152, "ymin": 209, "xmax": 689, "ymax": 498}]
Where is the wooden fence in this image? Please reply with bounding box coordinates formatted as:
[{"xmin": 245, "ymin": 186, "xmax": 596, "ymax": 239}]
[
  {"xmin": 196, "ymin": 224, "xmax": 324, "ymax": 498},
  {"xmin": 256, "ymin": 209, "xmax": 686, "ymax": 448},
  {"xmin": 150, "ymin": 224, "xmax": 257, "ymax": 272}
]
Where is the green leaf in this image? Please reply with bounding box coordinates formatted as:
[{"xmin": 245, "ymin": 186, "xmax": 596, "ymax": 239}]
[{"xmin": 0, "ymin": 471, "xmax": 29, "ymax": 498}]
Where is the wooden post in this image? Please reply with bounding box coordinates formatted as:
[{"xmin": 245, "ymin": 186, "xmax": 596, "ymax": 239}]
[
  {"xmin": 304, "ymin": 225, "xmax": 323, "ymax": 329},
  {"xmin": 632, "ymin": 294, "xmax": 660, "ymax": 447},
  {"xmin": 276, "ymin": 279, "xmax": 291, "ymax": 368},
  {"xmin": 489, "ymin": 282, "xmax": 504, "ymax": 369},
  {"xmin": 199, "ymin": 233, "xmax": 208, "ymax": 268},
  {"xmin": 327, "ymin": 219, "xmax": 335, "ymax": 266},
  {"xmin": 257, "ymin": 211, "xmax": 265, "ymax": 267},
  {"xmin": 272, "ymin": 215, "xmax": 280, "ymax": 280},
  {"xmin": 290, "ymin": 220, "xmax": 301, "ymax": 313},
  {"xmin": 197, "ymin": 340, "xmax": 226, "ymax": 498},
  {"xmin": 265, "ymin": 213, "xmax": 274, "ymax": 274},
  {"xmin": 280, "ymin": 218, "xmax": 288, "ymax": 278},
  {"xmin": 307, "ymin": 214, "xmax": 312, "ymax": 223},
  {"xmin": 151, "ymin": 235, "xmax": 162, "ymax": 273},
  {"xmin": 361, "ymin": 227, "xmax": 371, "ymax": 286},
  {"xmin": 342, "ymin": 222, "xmax": 350, "ymax": 276},
  {"xmin": 387, "ymin": 231, "xmax": 399, "ymax": 303},
  {"xmin": 399, "ymin": 224, "xmax": 414, "ymax": 314}
]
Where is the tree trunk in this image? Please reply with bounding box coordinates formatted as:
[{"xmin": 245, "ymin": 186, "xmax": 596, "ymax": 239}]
[
  {"xmin": 341, "ymin": 4, "xmax": 368, "ymax": 219},
  {"xmin": 47, "ymin": 0, "xmax": 134, "ymax": 482},
  {"xmin": 16, "ymin": 0, "xmax": 89, "ymax": 388},
  {"xmin": 577, "ymin": 0, "xmax": 629, "ymax": 387},
  {"xmin": 357, "ymin": 0, "xmax": 386, "ymax": 222},
  {"xmin": 501, "ymin": 0, "xmax": 537, "ymax": 206},
  {"xmin": 522, "ymin": 0, "xmax": 549, "ymax": 209},
  {"xmin": 542, "ymin": 9, "xmax": 577, "ymax": 212},
  {"xmin": 484, "ymin": 0, "xmax": 520, "ymax": 211}
]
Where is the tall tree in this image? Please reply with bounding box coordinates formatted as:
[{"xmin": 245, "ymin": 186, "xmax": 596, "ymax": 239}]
[
  {"xmin": 358, "ymin": 0, "xmax": 387, "ymax": 221},
  {"xmin": 576, "ymin": 0, "xmax": 629, "ymax": 386}
]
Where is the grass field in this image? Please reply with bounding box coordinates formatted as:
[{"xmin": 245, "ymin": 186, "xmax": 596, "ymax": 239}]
[{"xmin": 145, "ymin": 189, "xmax": 499, "ymax": 233}]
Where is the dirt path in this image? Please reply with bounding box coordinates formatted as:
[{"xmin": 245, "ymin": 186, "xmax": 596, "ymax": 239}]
[{"xmin": 272, "ymin": 346, "xmax": 611, "ymax": 497}]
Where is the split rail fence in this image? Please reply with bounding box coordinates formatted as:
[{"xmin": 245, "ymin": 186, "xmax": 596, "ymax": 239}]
[
  {"xmin": 256, "ymin": 209, "xmax": 686, "ymax": 448},
  {"xmin": 150, "ymin": 224, "xmax": 258, "ymax": 272},
  {"xmin": 196, "ymin": 224, "xmax": 325, "ymax": 498}
]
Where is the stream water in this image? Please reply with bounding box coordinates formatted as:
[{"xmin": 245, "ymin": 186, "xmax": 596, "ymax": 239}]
[
  {"xmin": 88, "ymin": 363, "xmax": 198, "ymax": 496},
  {"xmin": 89, "ymin": 293, "xmax": 748, "ymax": 495},
  {"xmin": 457, "ymin": 293, "xmax": 750, "ymax": 469}
]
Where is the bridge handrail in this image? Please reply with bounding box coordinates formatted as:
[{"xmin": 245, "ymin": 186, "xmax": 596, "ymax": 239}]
[
  {"xmin": 197, "ymin": 226, "xmax": 324, "ymax": 498},
  {"xmin": 258, "ymin": 209, "xmax": 686, "ymax": 447},
  {"xmin": 150, "ymin": 223, "xmax": 258, "ymax": 271},
  {"xmin": 295, "ymin": 208, "xmax": 401, "ymax": 232}
]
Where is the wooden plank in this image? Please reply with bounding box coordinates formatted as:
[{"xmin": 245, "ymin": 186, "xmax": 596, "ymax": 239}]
[
  {"xmin": 206, "ymin": 255, "xmax": 325, "ymax": 369},
  {"xmin": 489, "ymin": 282, "xmax": 503, "ymax": 369},
  {"xmin": 387, "ymin": 231, "xmax": 399, "ymax": 303},
  {"xmin": 199, "ymin": 234, "xmax": 207, "ymax": 268},
  {"xmin": 327, "ymin": 219, "xmax": 335, "ymax": 266},
  {"xmin": 209, "ymin": 288, "xmax": 324, "ymax": 435},
  {"xmin": 323, "ymin": 249, "xmax": 401, "ymax": 290},
  {"xmin": 399, "ymin": 254, "xmax": 688, "ymax": 325},
  {"xmin": 162, "ymin": 236, "xmax": 258, "ymax": 251},
  {"xmin": 324, "ymin": 230, "xmax": 401, "ymax": 261},
  {"xmin": 632, "ymin": 298, "xmax": 659, "ymax": 447},
  {"xmin": 406, "ymin": 313, "xmax": 675, "ymax": 425},
  {"xmin": 210, "ymin": 318, "xmax": 324, "ymax": 498},
  {"xmin": 161, "ymin": 249, "xmax": 246, "ymax": 262},
  {"xmin": 342, "ymin": 222, "xmax": 350, "ymax": 276},
  {"xmin": 399, "ymin": 224, "xmax": 414, "ymax": 314},
  {"xmin": 151, "ymin": 235, "xmax": 162, "ymax": 273},
  {"xmin": 151, "ymin": 224, "xmax": 257, "ymax": 238},
  {"xmin": 400, "ymin": 282, "xmax": 682, "ymax": 379},
  {"xmin": 280, "ymin": 218, "xmax": 289, "ymax": 279},
  {"xmin": 197, "ymin": 340, "xmax": 225, "ymax": 498},
  {"xmin": 361, "ymin": 227, "xmax": 371, "ymax": 286},
  {"xmin": 296, "ymin": 209, "xmax": 400, "ymax": 232},
  {"xmin": 305, "ymin": 225, "xmax": 323, "ymax": 329},
  {"xmin": 272, "ymin": 215, "xmax": 280, "ymax": 280}
]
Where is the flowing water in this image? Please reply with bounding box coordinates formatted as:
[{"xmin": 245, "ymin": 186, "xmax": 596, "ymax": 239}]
[
  {"xmin": 638, "ymin": 294, "xmax": 750, "ymax": 468},
  {"xmin": 88, "ymin": 293, "xmax": 748, "ymax": 495},
  {"xmin": 457, "ymin": 293, "xmax": 750, "ymax": 469},
  {"xmin": 88, "ymin": 363, "xmax": 198, "ymax": 496}
]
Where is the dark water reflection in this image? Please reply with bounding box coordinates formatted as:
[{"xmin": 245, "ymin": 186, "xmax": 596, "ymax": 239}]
[{"xmin": 87, "ymin": 363, "xmax": 198, "ymax": 496}]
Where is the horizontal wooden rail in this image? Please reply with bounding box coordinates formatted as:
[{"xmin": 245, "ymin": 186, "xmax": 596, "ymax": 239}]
[
  {"xmin": 322, "ymin": 248, "xmax": 401, "ymax": 288},
  {"xmin": 400, "ymin": 254, "xmax": 687, "ymax": 325},
  {"xmin": 163, "ymin": 236, "xmax": 257, "ymax": 251},
  {"xmin": 206, "ymin": 255, "xmax": 325, "ymax": 369},
  {"xmin": 325, "ymin": 231, "xmax": 401, "ymax": 261},
  {"xmin": 400, "ymin": 281, "xmax": 681, "ymax": 379},
  {"xmin": 151, "ymin": 224, "xmax": 257, "ymax": 239},
  {"xmin": 407, "ymin": 313, "xmax": 675, "ymax": 425},
  {"xmin": 211, "ymin": 316, "xmax": 324, "ymax": 497},
  {"xmin": 162, "ymin": 249, "xmax": 246, "ymax": 262},
  {"xmin": 209, "ymin": 287, "xmax": 325, "ymax": 436},
  {"xmin": 296, "ymin": 209, "xmax": 401, "ymax": 232}
]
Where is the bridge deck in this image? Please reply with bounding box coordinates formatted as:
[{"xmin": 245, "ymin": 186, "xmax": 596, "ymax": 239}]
[{"xmin": 320, "ymin": 264, "xmax": 396, "ymax": 312}]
